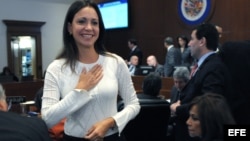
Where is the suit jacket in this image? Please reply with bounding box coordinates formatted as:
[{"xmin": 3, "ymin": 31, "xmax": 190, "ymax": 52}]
[
  {"xmin": 0, "ymin": 111, "xmax": 52, "ymax": 141},
  {"xmin": 164, "ymin": 47, "xmax": 182, "ymax": 77},
  {"xmin": 178, "ymin": 53, "xmax": 232, "ymax": 106},
  {"xmin": 174, "ymin": 53, "xmax": 232, "ymax": 141},
  {"xmin": 181, "ymin": 47, "xmax": 194, "ymax": 70},
  {"xmin": 170, "ymin": 86, "xmax": 180, "ymax": 104},
  {"xmin": 154, "ymin": 64, "xmax": 164, "ymax": 76},
  {"xmin": 128, "ymin": 47, "xmax": 143, "ymax": 65}
]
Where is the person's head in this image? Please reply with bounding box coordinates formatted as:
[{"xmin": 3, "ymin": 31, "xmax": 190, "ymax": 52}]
[
  {"xmin": 0, "ymin": 84, "xmax": 8, "ymax": 111},
  {"xmin": 173, "ymin": 67, "xmax": 190, "ymax": 91},
  {"xmin": 128, "ymin": 38, "xmax": 137, "ymax": 50},
  {"xmin": 2, "ymin": 66, "xmax": 12, "ymax": 75},
  {"xmin": 177, "ymin": 35, "xmax": 189, "ymax": 48},
  {"xmin": 130, "ymin": 55, "xmax": 139, "ymax": 66},
  {"xmin": 188, "ymin": 23, "xmax": 219, "ymax": 60},
  {"xmin": 146, "ymin": 55, "xmax": 158, "ymax": 67},
  {"xmin": 59, "ymin": 0, "xmax": 106, "ymax": 70},
  {"xmin": 186, "ymin": 93, "xmax": 235, "ymax": 140},
  {"xmin": 142, "ymin": 73, "xmax": 162, "ymax": 96},
  {"xmin": 164, "ymin": 36, "xmax": 174, "ymax": 48},
  {"xmin": 215, "ymin": 25, "xmax": 223, "ymax": 38}
]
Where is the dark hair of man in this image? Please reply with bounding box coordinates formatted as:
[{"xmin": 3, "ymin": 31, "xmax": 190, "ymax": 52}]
[
  {"xmin": 142, "ymin": 73, "xmax": 162, "ymax": 96},
  {"xmin": 128, "ymin": 38, "xmax": 137, "ymax": 46},
  {"xmin": 188, "ymin": 93, "xmax": 235, "ymax": 141},
  {"xmin": 194, "ymin": 23, "xmax": 219, "ymax": 51},
  {"xmin": 164, "ymin": 36, "xmax": 174, "ymax": 45},
  {"xmin": 2, "ymin": 66, "xmax": 12, "ymax": 74},
  {"xmin": 177, "ymin": 35, "xmax": 189, "ymax": 48},
  {"xmin": 57, "ymin": 0, "xmax": 107, "ymax": 72}
]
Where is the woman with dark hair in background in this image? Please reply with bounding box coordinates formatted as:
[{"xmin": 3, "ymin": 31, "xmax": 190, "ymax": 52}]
[
  {"xmin": 177, "ymin": 35, "xmax": 194, "ymax": 70},
  {"xmin": 186, "ymin": 93, "xmax": 235, "ymax": 141}
]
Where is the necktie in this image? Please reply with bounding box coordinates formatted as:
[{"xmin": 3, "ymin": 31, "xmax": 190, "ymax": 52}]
[
  {"xmin": 190, "ymin": 63, "xmax": 198, "ymax": 78},
  {"xmin": 129, "ymin": 65, "xmax": 135, "ymax": 75}
]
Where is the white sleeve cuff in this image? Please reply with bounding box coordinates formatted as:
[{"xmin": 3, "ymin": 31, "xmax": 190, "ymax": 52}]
[{"xmin": 74, "ymin": 89, "xmax": 87, "ymax": 93}]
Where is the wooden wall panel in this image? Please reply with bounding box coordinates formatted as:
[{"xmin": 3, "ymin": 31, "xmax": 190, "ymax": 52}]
[{"xmin": 96, "ymin": 0, "xmax": 250, "ymax": 65}]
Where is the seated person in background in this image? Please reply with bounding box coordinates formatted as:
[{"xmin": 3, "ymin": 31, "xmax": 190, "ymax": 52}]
[
  {"xmin": 146, "ymin": 55, "xmax": 164, "ymax": 76},
  {"xmin": 137, "ymin": 73, "xmax": 165, "ymax": 100},
  {"xmin": 123, "ymin": 73, "xmax": 170, "ymax": 141},
  {"xmin": 128, "ymin": 55, "xmax": 140, "ymax": 76},
  {"xmin": 170, "ymin": 67, "xmax": 190, "ymax": 104},
  {"xmin": 0, "ymin": 66, "xmax": 19, "ymax": 82},
  {"xmin": 34, "ymin": 86, "xmax": 65, "ymax": 141},
  {"xmin": 168, "ymin": 67, "xmax": 190, "ymax": 139},
  {"xmin": 0, "ymin": 84, "xmax": 52, "ymax": 141},
  {"xmin": 186, "ymin": 93, "xmax": 235, "ymax": 141},
  {"xmin": 118, "ymin": 73, "xmax": 167, "ymax": 111}
]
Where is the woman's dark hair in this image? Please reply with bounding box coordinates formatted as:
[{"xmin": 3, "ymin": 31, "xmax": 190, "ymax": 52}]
[
  {"xmin": 142, "ymin": 73, "xmax": 162, "ymax": 96},
  {"xmin": 57, "ymin": 0, "xmax": 107, "ymax": 72},
  {"xmin": 177, "ymin": 35, "xmax": 189, "ymax": 48},
  {"xmin": 188, "ymin": 93, "xmax": 235, "ymax": 141}
]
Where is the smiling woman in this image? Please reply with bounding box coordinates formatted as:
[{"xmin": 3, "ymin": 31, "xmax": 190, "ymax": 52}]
[{"xmin": 41, "ymin": 1, "xmax": 139, "ymax": 141}]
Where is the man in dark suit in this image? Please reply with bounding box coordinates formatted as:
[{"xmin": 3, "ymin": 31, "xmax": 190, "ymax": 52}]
[
  {"xmin": 128, "ymin": 55, "xmax": 140, "ymax": 76},
  {"xmin": 127, "ymin": 38, "xmax": 143, "ymax": 65},
  {"xmin": 170, "ymin": 23, "xmax": 232, "ymax": 141},
  {"xmin": 0, "ymin": 84, "xmax": 52, "ymax": 141},
  {"xmin": 163, "ymin": 37, "xmax": 182, "ymax": 77}
]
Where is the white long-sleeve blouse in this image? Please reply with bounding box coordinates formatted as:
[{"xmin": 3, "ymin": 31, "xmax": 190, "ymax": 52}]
[{"xmin": 41, "ymin": 53, "xmax": 140, "ymax": 138}]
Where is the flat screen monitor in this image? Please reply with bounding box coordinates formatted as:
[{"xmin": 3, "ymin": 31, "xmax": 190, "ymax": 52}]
[
  {"xmin": 137, "ymin": 66, "xmax": 154, "ymax": 76},
  {"xmin": 98, "ymin": 0, "xmax": 129, "ymax": 30}
]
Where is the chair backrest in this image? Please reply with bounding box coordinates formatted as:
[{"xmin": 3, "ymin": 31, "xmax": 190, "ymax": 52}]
[
  {"xmin": 21, "ymin": 75, "xmax": 34, "ymax": 81},
  {"xmin": 123, "ymin": 99, "xmax": 170, "ymax": 141},
  {"xmin": 0, "ymin": 75, "xmax": 15, "ymax": 83}
]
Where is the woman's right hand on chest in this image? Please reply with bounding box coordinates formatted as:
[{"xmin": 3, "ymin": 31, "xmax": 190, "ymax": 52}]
[{"xmin": 75, "ymin": 64, "xmax": 103, "ymax": 91}]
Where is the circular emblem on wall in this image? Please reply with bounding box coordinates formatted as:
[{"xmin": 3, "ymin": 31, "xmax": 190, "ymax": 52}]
[{"xmin": 178, "ymin": 0, "xmax": 211, "ymax": 26}]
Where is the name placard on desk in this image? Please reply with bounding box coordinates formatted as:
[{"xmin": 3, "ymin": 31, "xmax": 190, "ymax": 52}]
[{"xmin": 6, "ymin": 96, "xmax": 26, "ymax": 104}]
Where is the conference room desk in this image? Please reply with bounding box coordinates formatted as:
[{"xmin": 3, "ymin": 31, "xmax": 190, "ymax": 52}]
[
  {"xmin": 2, "ymin": 80, "xmax": 44, "ymax": 113},
  {"xmin": 131, "ymin": 76, "xmax": 174, "ymax": 99},
  {"xmin": 2, "ymin": 79, "xmax": 44, "ymax": 100},
  {"xmin": 1, "ymin": 76, "xmax": 174, "ymax": 113}
]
